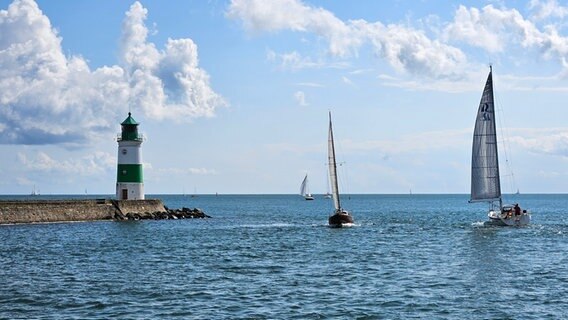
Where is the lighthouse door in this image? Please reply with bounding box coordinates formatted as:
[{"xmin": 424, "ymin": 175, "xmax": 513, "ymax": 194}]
[{"xmin": 122, "ymin": 189, "xmax": 128, "ymax": 200}]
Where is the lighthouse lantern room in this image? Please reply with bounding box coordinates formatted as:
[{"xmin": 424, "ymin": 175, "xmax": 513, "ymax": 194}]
[{"xmin": 116, "ymin": 112, "xmax": 144, "ymax": 200}]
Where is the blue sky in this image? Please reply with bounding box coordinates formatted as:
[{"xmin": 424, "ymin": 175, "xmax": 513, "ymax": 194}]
[{"xmin": 1, "ymin": 0, "xmax": 568, "ymax": 195}]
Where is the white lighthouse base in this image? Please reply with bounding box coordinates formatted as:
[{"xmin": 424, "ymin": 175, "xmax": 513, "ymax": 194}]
[{"xmin": 116, "ymin": 183, "xmax": 145, "ymax": 200}]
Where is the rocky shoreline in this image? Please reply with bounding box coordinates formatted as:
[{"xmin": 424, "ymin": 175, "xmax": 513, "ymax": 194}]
[{"xmin": 115, "ymin": 206, "xmax": 211, "ymax": 221}]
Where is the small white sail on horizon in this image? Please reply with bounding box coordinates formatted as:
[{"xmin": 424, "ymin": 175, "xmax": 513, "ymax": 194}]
[
  {"xmin": 324, "ymin": 175, "xmax": 332, "ymax": 199},
  {"xmin": 300, "ymin": 174, "xmax": 314, "ymax": 200}
]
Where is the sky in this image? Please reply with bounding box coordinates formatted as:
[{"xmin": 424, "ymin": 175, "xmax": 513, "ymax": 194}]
[{"xmin": 1, "ymin": 0, "xmax": 568, "ymax": 195}]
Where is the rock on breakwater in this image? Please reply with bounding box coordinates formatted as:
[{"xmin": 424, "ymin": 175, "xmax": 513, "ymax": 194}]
[
  {"xmin": 115, "ymin": 207, "xmax": 211, "ymax": 221},
  {"xmin": 0, "ymin": 199, "xmax": 210, "ymax": 224}
]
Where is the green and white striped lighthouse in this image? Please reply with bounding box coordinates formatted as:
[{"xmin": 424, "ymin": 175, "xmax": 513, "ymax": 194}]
[{"xmin": 116, "ymin": 112, "xmax": 144, "ymax": 200}]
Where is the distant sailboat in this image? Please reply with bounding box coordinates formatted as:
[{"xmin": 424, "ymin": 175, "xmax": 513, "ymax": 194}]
[
  {"xmin": 323, "ymin": 173, "xmax": 332, "ymax": 199},
  {"xmin": 300, "ymin": 174, "xmax": 314, "ymax": 200},
  {"xmin": 327, "ymin": 112, "xmax": 353, "ymax": 227},
  {"xmin": 30, "ymin": 185, "xmax": 39, "ymax": 196},
  {"xmin": 469, "ymin": 66, "xmax": 530, "ymax": 226}
]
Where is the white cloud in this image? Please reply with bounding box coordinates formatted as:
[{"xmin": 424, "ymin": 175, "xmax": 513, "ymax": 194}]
[
  {"xmin": 18, "ymin": 151, "xmax": 115, "ymax": 175},
  {"xmin": 122, "ymin": 3, "xmax": 225, "ymax": 120},
  {"xmin": 378, "ymin": 71, "xmax": 482, "ymax": 92},
  {"xmin": 296, "ymin": 82, "xmax": 324, "ymax": 87},
  {"xmin": 508, "ymin": 127, "xmax": 568, "ymax": 157},
  {"xmin": 279, "ymin": 51, "xmax": 323, "ymax": 69},
  {"xmin": 528, "ymin": 0, "xmax": 568, "ymax": 21},
  {"xmin": 349, "ymin": 68, "xmax": 373, "ymax": 75},
  {"xmin": 378, "ymin": 69, "xmax": 568, "ymax": 92},
  {"xmin": 227, "ymin": 0, "xmax": 361, "ymax": 57},
  {"xmin": 266, "ymin": 49, "xmax": 348, "ymax": 70},
  {"xmin": 342, "ymin": 76, "xmax": 354, "ymax": 86},
  {"xmin": 15, "ymin": 177, "xmax": 33, "ymax": 186},
  {"xmin": 0, "ymin": 0, "xmax": 224, "ymax": 146},
  {"xmin": 151, "ymin": 167, "xmax": 218, "ymax": 175},
  {"xmin": 294, "ymin": 91, "xmax": 308, "ymax": 106},
  {"xmin": 228, "ymin": 0, "xmax": 467, "ymax": 78},
  {"xmin": 228, "ymin": 0, "xmax": 568, "ymax": 79},
  {"xmin": 364, "ymin": 21, "xmax": 467, "ymax": 78},
  {"xmin": 342, "ymin": 127, "xmax": 568, "ymax": 161},
  {"xmin": 443, "ymin": 5, "xmax": 507, "ymax": 53},
  {"xmin": 443, "ymin": 3, "xmax": 568, "ymax": 70},
  {"xmin": 443, "ymin": 5, "xmax": 549, "ymax": 54},
  {"xmin": 342, "ymin": 129, "xmax": 471, "ymax": 155},
  {"xmin": 189, "ymin": 168, "xmax": 218, "ymax": 175}
]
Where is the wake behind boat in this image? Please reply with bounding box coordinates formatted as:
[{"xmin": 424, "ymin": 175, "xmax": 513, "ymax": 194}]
[
  {"xmin": 469, "ymin": 66, "xmax": 531, "ymax": 226},
  {"xmin": 327, "ymin": 112, "xmax": 353, "ymax": 227}
]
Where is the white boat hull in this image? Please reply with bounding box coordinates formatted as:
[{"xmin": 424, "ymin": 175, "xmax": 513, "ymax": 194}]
[{"xmin": 487, "ymin": 210, "xmax": 531, "ymax": 226}]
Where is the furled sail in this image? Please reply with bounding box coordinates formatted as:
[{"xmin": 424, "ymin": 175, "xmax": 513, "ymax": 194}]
[
  {"xmin": 328, "ymin": 112, "xmax": 341, "ymax": 211},
  {"xmin": 470, "ymin": 67, "xmax": 501, "ymax": 202}
]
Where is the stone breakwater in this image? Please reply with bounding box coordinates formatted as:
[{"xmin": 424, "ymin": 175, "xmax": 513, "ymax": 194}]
[{"xmin": 0, "ymin": 199, "xmax": 210, "ymax": 224}]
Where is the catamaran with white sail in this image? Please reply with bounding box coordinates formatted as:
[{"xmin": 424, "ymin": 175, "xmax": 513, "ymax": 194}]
[
  {"xmin": 300, "ymin": 174, "xmax": 314, "ymax": 200},
  {"xmin": 327, "ymin": 112, "xmax": 354, "ymax": 227},
  {"xmin": 469, "ymin": 66, "xmax": 530, "ymax": 226}
]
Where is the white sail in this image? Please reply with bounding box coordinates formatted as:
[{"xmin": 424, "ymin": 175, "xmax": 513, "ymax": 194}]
[
  {"xmin": 328, "ymin": 112, "xmax": 341, "ymax": 211},
  {"xmin": 300, "ymin": 174, "xmax": 310, "ymax": 196},
  {"xmin": 470, "ymin": 67, "xmax": 501, "ymax": 203}
]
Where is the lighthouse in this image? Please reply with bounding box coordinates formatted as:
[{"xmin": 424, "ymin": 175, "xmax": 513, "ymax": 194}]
[{"xmin": 116, "ymin": 112, "xmax": 144, "ymax": 200}]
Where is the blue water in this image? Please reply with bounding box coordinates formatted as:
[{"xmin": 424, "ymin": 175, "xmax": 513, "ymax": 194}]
[{"xmin": 0, "ymin": 194, "xmax": 567, "ymax": 319}]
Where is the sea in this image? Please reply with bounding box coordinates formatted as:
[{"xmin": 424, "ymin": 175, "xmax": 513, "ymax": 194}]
[{"xmin": 0, "ymin": 193, "xmax": 567, "ymax": 319}]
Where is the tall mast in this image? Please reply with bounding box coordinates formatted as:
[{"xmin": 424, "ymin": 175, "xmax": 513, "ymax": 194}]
[
  {"xmin": 489, "ymin": 66, "xmax": 503, "ymax": 210},
  {"xmin": 328, "ymin": 112, "xmax": 341, "ymax": 211}
]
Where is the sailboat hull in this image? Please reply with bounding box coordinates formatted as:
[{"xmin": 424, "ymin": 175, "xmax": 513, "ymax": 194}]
[
  {"xmin": 487, "ymin": 210, "xmax": 531, "ymax": 226},
  {"xmin": 328, "ymin": 211, "xmax": 354, "ymax": 228}
]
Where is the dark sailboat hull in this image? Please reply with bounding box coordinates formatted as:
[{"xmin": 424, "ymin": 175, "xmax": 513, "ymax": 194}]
[{"xmin": 328, "ymin": 211, "xmax": 353, "ymax": 228}]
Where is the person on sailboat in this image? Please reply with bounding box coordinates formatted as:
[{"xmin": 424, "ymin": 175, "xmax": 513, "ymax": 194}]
[{"xmin": 514, "ymin": 203, "xmax": 521, "ymax": 216}]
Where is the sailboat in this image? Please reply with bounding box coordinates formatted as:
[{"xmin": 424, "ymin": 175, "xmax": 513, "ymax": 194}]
[
  {"xmin": 299, "ymin": 174, "xmax": 314, "ymax": 200},
  {"xmin": 469, "ymin": 66, "xmax": 530, "ymax": 226},
  {"xmin": 323, "ymin": 173, "xmax": 332, "ymax": 199},
  {"xmin": 30, "ymin": 185, "xmax": 39, "ymax": 196},
  {"xmin": 327, "ymin": 112, "xmax": 354, "ymax": 227}
]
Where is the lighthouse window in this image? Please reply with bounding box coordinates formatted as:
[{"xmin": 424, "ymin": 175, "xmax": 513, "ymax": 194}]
[{"xmin": 122, "ymin": 149, "xmax": 127, "ymax": 155}]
